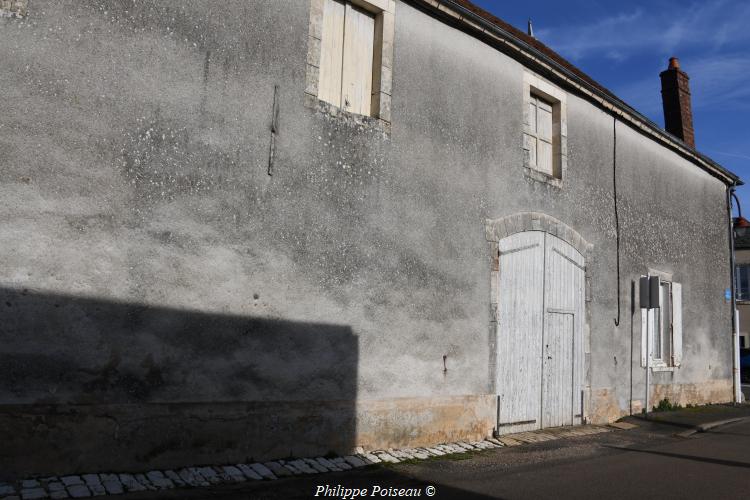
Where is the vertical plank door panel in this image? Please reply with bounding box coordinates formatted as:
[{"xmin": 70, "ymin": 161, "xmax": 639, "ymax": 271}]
[
  {"xmin": 542, "ymin": 234, "xmax": 585, "ymax": 427},
  {"xmin": 496, "ymin": 231, "xmax": 545, "ymax": 434}
]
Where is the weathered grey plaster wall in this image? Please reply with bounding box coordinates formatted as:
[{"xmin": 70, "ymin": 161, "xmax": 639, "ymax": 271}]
[
  {"xmin": 589, "ymin": 118, "xmax": 733, "ymax": 417},
  {"xmin": 0, "ymin": 0, "xmax": 733, "ymax": 477}
]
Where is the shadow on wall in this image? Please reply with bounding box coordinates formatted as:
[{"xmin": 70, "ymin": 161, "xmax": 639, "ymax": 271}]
[{"xmin": 0, "ymin": 288, "xmax": 358, "ymax": 481}]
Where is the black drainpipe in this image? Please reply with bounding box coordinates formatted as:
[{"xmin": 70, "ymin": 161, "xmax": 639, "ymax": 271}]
[
  {"xmin": 727, "ymin": 183, "xmax": 741, "ymax": 403},
  {"xmin": 613, "ymin": 117, "xmax": 621, "ymax": 327}
]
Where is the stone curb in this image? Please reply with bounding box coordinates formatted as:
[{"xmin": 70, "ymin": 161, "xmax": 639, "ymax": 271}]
[
  {"xmin": 676, "ymin": 416, "xmax": 750, "ymax": 438},
  {"xmin": 0, "ymin": 426, "xmax": 611, "ymax": 499}
]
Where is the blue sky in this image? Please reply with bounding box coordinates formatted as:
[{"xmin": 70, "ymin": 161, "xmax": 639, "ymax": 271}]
[{"xmin": 472, "ymin": 0, "xmax": 750, "ymax": 212}]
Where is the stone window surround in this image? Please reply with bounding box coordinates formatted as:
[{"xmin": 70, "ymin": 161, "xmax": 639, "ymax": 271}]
[
  {"xmin": 305, "ymin": 0, "xmax": 395, "ymax": 129},
  {"xmin": 523, "ymin": 72, "xmax": 568, "ymax": 187}
]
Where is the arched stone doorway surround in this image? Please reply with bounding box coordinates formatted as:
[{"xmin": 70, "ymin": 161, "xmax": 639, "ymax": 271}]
[{"xmin": 485, "ymin": 212, "xmax": 594, "ymax": 433}]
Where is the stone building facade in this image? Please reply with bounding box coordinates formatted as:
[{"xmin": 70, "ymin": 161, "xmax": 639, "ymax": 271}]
[{"xmin": 0, "ymin": 0, "xmax": 739, "ymax": 479}]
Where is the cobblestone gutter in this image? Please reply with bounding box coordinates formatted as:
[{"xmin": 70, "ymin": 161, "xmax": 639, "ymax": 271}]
[{"xmin": 0, "ymin": 426, "xmax": 609, "ymax": 499}]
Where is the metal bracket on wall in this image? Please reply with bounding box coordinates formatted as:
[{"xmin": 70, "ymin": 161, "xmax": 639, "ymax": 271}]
[
  {"xmin": 267, "ymin": 85, "xmax": 280, "ymax": 176},
  {"xmin": 493, "ymin": 395, "xmax": 501, "ymax": 437},
  {"xmin": 581, "ymin": 389, "xmax": 585, "ymax": 423}
]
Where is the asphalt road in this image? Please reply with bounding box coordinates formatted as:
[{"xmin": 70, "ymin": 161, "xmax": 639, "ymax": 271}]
[{"xmin": 127, "ymin": 418, "xmax": 750, "ymax": 500}]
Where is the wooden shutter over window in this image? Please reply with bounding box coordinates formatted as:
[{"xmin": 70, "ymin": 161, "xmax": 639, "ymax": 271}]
[
  {"xmin": 671, "ymin": 282, "xmax": 682, "ymax": 366},
  {"xmin": 527, "ymin": 100, "xmax": 538, "ymax": 166},
  {"xmin": 318, "ymin": 0, "xmax": 375, "ymax": 116},
  {"xmin": 342, "ymin": 3, "xmax": 375, "ymax": 116},
  {"xmin": 319, "ymin": 0, "xmax": 346, "ymax": 107},
  {"xmin": 536, "ymin": 98, "xmax": 554, "ymax": 175}
]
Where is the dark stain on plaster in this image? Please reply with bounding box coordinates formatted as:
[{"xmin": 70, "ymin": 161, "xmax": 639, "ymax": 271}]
[
  {"xmin": 64, "ymin": 214, "xmax": 117, "ymax": 234},
  {"xmin": 79, "ymin": 352, "xmax": 166, "ymax": 402},
  {"xmin": 137, "ymin": 437, "xmax": 182, "ymax": 462},
  {"xmin": 203, "ymin": 50, "xmax": 211, "ymax": 83},
  {"xmin": 199, "ymin": 50, "xmax": 211, "ymax": 117},
  {"xmin": 119, "ymin": 112, "xmax": 244, "ymax": 208}
]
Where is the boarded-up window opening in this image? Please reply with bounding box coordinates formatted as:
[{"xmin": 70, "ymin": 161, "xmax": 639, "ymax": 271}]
[
  {"xmin": 528, "ymin": 95, "xmax": 555, "ymax": 176},
  {"xmin": 319, "ymin": 0, "xmax": 375, "ymax": 117}
]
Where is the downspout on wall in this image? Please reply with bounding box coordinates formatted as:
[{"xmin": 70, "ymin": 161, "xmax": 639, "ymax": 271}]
[{"xmin": 728, "ymin": 183, "xmax": 743, "ymax": 403}]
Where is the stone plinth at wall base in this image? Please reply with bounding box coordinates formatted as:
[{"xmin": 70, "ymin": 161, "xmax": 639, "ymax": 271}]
[
  {"xmin": 0, "ymin": 394, "xmax": 495, "ymax": 481},
  {"xmin": 588, "ymin": 379, "xmax": 734, "ymax": 424},
  {"xmin": 355, "ymin": 395, "xmax": 496, "ymax": 451},
  {"xmin": 588, "ymin": 387, "xmax": 625, "ymax": 424},
  {"xmin": 649, "ymin": 379, "xmax": 734, "ymax": 409}
]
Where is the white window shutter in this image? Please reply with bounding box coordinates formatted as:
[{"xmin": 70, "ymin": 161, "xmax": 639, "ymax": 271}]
[
  {"xmin": 319, "ymin": 0, "xmax": 346, "ymax": 107},
  {"xmin": 529, "ymin": 96, "xmax": 554, "ymax": 175},
  {"xmin": 537, "ymin": 140, "xmax": 553, "ymax": 175},
  {"xmin": 341, "ymin": 3, "xmax": 375, "ymax": 116},
  {"xmin": 641, "ymin": 308, "xmax": 648, "ymax": 367},
  {"xmin": 537, "ymin": 100, "xmax": 553, "ymax": 140},
  {"xmin": 672, "ymin": 282, "xmax": 682, "ymax": 366}
]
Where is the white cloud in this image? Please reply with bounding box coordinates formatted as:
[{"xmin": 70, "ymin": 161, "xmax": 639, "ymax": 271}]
[
  {"xmin": 537, "ymin": 1, "xmax": 750, "ymax": 63},
  {"xmin": 612, "ymin": 72, "xmax": 663, "ymax": 117},
  {"xmin": 688, "ymin": 55, "xmax": 750, "ymax": 110},
  {"xmin": 709, "ymin": 150, "xmax": 750, "ymax": 161},
  {"xmin": 534, "ymin": 1, "xmax": 750, "ymax": 117},
  {"xmin": 613, "ymin": 53, "xmax": 750, "ymax": 116}
]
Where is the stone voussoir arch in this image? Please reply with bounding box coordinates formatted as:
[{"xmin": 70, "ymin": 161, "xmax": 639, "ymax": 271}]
[{"xmin": 485, "ymin": 212, "xmax": 592, "ymax": 257}]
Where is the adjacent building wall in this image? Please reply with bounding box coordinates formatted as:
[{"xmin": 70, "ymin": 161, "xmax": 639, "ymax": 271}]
[
  {"xmin": 735, "ymin": 248, "xmax": 750, "ymax": 350},
  {"xmin": 0, "ymin": 0, "xmax": 733, "ymax": 478}
]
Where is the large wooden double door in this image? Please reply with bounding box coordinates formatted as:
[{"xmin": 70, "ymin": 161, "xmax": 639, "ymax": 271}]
[{"xmin": 496, "ymin": 231, "xmax": 585, "ymax": 434}]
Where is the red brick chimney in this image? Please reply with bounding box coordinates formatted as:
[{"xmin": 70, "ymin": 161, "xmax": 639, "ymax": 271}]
[{"xmin": 660, "ymin": 57, "xmax": 695, "ymax": 148}]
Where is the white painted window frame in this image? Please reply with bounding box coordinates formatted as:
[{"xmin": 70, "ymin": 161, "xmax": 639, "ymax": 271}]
[
  {"xmin": 305, "ymin": 0, "xmax": 395, "ymax": 126},
  {"xmin": 523, "ymin": 72, "xmax": 568, "ymax": 186},
  {"xmin": 649, "ymin": 281, "xmax": 670, "ymax": 364},
  {"xmin": 640, "ymin": 270, "xmax": 683, "ymax": 370}
]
